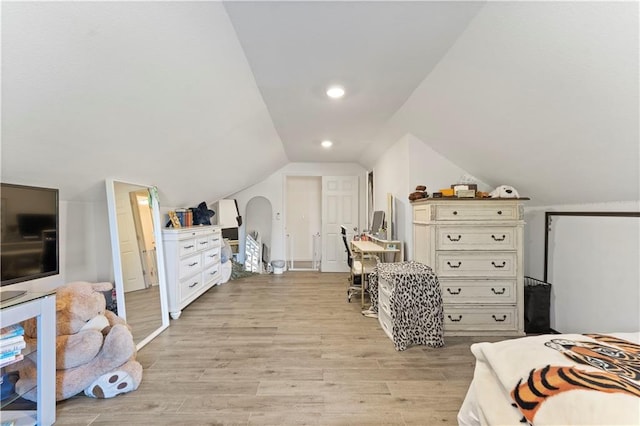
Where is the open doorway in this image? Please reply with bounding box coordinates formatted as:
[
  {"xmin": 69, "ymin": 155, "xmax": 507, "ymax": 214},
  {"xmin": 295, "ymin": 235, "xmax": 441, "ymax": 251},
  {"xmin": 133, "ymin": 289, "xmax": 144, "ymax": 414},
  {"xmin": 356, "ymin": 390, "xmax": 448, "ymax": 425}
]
[{"xmin": 285, "ymin": 176, "xmax": 321, "ymax": 271}]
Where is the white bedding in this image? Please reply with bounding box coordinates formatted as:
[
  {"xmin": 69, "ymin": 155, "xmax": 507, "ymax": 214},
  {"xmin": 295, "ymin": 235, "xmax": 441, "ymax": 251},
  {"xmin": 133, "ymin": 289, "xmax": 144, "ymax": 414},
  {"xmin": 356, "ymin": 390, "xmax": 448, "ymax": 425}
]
[{"xmin": 458, "ymin": 332, "xmax": 640, "ymax": 425}]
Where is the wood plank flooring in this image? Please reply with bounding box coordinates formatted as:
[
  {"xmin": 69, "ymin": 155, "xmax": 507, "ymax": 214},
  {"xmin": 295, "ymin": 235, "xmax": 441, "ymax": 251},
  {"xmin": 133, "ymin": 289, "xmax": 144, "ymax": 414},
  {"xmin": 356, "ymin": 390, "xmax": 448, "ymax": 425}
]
[{"xmin": 54, "ymin": 271, "xmax": 502, "ymax": 425}]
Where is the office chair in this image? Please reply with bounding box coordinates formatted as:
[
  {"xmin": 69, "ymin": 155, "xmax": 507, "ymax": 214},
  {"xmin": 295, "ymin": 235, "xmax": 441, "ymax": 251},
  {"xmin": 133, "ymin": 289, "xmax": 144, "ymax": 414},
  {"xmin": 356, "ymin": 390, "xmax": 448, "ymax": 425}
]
[{"xmin": 341, "ymin": 226, "xmax": 377, "ymax": 303}]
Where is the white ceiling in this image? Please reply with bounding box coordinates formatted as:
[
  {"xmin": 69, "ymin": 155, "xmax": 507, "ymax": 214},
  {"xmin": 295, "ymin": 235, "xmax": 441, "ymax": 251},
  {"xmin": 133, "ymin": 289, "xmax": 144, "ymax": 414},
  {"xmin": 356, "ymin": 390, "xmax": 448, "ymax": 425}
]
[
  {"xmin": 223, "ymin": 1, "xmax": 484, "ymax": 162},
  {"xmin": 1, "ymin": 1, "xmax": 638, "ymax": 207}
]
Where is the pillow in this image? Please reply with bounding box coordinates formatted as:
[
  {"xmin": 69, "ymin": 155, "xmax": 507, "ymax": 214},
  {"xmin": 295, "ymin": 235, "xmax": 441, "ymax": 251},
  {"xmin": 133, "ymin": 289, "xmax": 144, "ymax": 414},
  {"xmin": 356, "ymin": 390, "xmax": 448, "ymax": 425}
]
[{"xmin": 191, "ymin": 202, "xmax": 215, "ymax": 226}]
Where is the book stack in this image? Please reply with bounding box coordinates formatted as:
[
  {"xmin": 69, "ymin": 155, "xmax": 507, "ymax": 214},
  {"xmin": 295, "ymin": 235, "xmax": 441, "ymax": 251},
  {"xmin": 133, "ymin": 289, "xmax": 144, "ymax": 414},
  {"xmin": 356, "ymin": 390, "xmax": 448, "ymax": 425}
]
[
  {"xmin": 171, "ymin": 208, "xmax": 194, "ymax": 227},
  {"xmin": 0, "ymin": 324, "xmax": 26, "ymax": 369}
]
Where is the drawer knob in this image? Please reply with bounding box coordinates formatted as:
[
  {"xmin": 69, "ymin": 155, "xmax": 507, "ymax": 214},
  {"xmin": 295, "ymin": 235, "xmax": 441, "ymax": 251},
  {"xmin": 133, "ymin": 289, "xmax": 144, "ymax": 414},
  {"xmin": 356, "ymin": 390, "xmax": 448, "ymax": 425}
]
[
  {"xmin": 447, "ymin": 234, "xmax": 462, "ymax": 242},
  {"xmin": 448, "ymin": 314, "xmax": 463, "ymax": 322},
  {"xmin": 189, "ymin": 262, "xmax": 199, "ymax": 267},
  {"xmin": 491, "ymin": 261, "xmax": 506, "ymax": 268},
  {"xmin": 452, "ymin": 211, "xmax": 458, "ymax": 215},
  {"xmin": 491, "ymin": 234, "xmax": 506, "ymax": 241},
  {"xmin": 497, "ymin": 210, "xmax": 503, "ymax": 215},
  {"xmin": 492, "ymin": 314, "xmax": 507, "ymax": 322},
  {"xmin": 200, "ymin": 241, "xmax": 208, "ymax": 245},
  {"xmin": 447, "ymin": 261, "xmax": 462, "ymax": 269},
  {"xmin": 189, "ymin": 282, "xmax": 198, "ymax": 288},
  {"xmin": 446, "ymin": 288, "xmax": 462, "ymax": 295},
  {"xmin": 184, "ymin": 244, "xmax": 194, "ymax": 249},
  {"xmin": 491, "ymin": 287, "xmax": 506, "ymax": 295}
]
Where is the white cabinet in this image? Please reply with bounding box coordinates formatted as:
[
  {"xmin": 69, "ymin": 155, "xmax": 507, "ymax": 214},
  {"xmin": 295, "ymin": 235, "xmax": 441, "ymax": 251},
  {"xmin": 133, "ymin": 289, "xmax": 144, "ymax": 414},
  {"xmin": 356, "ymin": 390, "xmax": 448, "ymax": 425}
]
[
  {"xmin": 0, "ymin": 292, "xmax": 56, "ymax": 426},
  {"xmin": 412, "ymin": 199, "xmax": 526, "ymax": 336},
  {"xmin": 162, "ymin": 226, "xmax": 222, "ymax": 319}
]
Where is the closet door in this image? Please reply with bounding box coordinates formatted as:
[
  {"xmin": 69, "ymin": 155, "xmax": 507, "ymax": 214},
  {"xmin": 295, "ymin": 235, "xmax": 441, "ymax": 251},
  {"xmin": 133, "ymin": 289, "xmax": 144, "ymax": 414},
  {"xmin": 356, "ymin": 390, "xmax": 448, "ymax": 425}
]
[{"xmin": 321, "ymin": 176, "xmax": 358, "ymax": 272}]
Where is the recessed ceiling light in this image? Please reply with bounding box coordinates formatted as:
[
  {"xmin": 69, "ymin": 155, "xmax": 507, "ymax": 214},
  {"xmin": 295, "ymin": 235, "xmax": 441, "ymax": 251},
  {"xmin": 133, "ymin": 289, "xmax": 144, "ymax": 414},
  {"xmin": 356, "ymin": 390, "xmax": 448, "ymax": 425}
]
[
  {"xmin": 326, "ymin": 86, "xmax": 345, "ymax": 99},
  {"xmin": 321, "ymin": 140, "xmax": 333, "ymax": 148}
]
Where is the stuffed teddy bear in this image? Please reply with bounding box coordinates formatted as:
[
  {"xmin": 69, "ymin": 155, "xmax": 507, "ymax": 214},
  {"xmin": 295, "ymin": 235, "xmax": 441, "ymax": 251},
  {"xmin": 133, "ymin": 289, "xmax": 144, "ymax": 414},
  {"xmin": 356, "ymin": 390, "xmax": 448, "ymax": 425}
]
[{"xmin": 13, "ymin": 281, "xmax": 143, "ymax": 401}]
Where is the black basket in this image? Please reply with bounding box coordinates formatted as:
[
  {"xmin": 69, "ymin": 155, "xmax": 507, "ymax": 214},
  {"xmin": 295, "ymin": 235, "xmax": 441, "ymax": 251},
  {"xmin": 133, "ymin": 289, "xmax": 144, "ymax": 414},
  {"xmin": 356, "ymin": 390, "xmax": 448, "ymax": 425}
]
[{"xmin": 524, "ymin": 276, "xmax": 552, "ymax": 334}]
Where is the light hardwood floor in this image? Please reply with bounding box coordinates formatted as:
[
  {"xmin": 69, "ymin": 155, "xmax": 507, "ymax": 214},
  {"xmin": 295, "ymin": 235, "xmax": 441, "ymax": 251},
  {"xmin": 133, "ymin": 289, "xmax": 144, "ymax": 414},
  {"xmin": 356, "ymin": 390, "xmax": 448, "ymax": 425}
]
[
  {"xmin": 55, "ymin": 271, "xmax": 501, "ymax": 425},
  {"xmin": 124, "ymin": 285, "xmax": 162, "ymax": 345}
]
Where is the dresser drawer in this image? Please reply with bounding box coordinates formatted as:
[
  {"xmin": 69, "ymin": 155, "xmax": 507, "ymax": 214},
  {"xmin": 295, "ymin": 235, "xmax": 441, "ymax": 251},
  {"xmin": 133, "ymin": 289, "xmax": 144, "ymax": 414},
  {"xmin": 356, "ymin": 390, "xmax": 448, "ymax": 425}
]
[
  {"xmin": 208, "ymin": 233, "xmax": 222, "ymax": 248},
  {"xmin": 179, "ymin": 275, "xmax": 203, "ymax": 303},
  {"xmin": 444, "ymin": 306, "xmax": 517, "ymax": 331},
  {"xmin": 378, "ymin": 308, "xmax": 393, "ymax": 340},
  {"xmin": 379, "ymin": 277, "xmax": 392, "ymax": 298},
  {"xmin": 441, "ymin": 279, "xmax": 516, "ymax": 304},
  {"xmin": 178, "ymin": 254, "xmax": 202, "ymax": 279},
  {"xmin": 378, "ymin": 286, "xmax": 392, "ymax": 316},
  {"xmin": 203, "ymin": 248, "xmax": 220, "ymax": 267},
  {"xmin": 413, "ymin": 204, "xmax": 431, "ymax": 222},
  {"xmin": 436, "ymin": 226, "xmax": 516, "ymax": 251},
  {"xmin": 202, "ymin": 263, "xmax": 220, "ymax": 285},
  {"xmin": 435, "ymin": 204, "xmax": 518, "ymax": 221},
  {"xmin": 436, "ymin": 252, "xmax": 517, "ymax": 277},
  {"xmin": 195, "ymin": 236, "xmax": 210, "ymax": 251},
  {"xmin": 178, "ymin": 238, "xmax": 198, "ymax": 257}
]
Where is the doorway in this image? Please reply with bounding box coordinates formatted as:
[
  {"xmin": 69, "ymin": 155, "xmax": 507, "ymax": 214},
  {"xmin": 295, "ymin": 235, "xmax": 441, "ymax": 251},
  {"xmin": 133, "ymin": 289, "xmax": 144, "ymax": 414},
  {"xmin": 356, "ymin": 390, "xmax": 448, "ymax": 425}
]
[
  {"xmin": 320, "ymin": 175, "xmax": 359, "ymax": 273},
  {"xmin": 285, "ymin": 176, "xmax": 321, "ymax": 271}
]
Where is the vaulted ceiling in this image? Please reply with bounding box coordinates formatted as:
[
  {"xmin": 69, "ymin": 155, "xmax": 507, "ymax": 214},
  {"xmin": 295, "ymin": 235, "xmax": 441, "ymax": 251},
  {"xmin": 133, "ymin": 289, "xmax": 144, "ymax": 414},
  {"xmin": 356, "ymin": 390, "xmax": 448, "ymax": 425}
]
[{"xmin": 2, "ymin": 1, "xmax": 638, "ymax": 207}]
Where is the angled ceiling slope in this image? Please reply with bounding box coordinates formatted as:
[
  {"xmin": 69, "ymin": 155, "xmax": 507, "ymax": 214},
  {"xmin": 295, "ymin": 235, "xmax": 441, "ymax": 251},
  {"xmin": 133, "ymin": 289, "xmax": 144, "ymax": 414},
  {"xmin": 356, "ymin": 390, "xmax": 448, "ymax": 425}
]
[
  {"xmin": 224, "ymin": 1, "xmax": 485, "ymax": 163},
  {"xmin": 2, "ymin": 2, "xmax": 287, "ymax": 206},
  {"xmin": 368, "ymin": 1, "xmax": 639, "ymax": 206}
]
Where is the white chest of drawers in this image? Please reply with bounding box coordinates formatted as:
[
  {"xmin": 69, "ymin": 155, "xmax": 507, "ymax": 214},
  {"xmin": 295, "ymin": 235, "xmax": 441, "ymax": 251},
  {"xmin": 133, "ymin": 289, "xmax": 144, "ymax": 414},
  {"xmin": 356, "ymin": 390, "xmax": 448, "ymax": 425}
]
[
  {"xmin": 412, "ymin": 199, "xmax": 526, "ymax": 336},
  {"xmin": 162, "ymin": 225, "xmax": 222, "ymax": 319}
]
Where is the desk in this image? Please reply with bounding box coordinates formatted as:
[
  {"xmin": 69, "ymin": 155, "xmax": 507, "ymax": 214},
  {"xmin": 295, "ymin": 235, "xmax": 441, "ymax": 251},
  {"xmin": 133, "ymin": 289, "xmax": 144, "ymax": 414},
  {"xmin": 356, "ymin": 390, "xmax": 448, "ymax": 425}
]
[
  {"xmin": 350, "ymin": 240, "xmax": 400, "ymax": 307},
  {"xmin": 364, "ymin": 234, "xmax": 404, "ymax": 262}
]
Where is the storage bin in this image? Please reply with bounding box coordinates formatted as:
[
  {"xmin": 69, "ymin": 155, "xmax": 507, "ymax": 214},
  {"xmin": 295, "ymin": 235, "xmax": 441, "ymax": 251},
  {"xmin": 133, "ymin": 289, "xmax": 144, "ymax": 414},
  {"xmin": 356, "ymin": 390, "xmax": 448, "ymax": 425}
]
[
  {"xmin": 271, "ymin": 260, "xmax": 285, "ymax": 274},
  {"xmin": 524, "ymin": 276, "xmax": 552, "ymax": 334}
]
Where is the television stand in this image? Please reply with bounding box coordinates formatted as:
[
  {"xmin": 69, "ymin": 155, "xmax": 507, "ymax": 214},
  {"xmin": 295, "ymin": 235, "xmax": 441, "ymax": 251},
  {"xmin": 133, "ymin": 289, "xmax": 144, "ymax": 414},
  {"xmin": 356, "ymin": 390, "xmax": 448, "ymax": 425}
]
[{"xmin": 0, "ymin": 290, "xmax": 27, "ymax": 303}]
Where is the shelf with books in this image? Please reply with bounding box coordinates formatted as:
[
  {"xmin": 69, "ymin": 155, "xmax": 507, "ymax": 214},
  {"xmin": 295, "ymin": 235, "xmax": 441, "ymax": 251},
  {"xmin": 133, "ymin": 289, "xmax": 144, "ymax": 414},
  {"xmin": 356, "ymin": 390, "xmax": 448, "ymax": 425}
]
[
  {"xmin": 0, "ymin": 324, "xmax": 27, "ymax": 372},
  {"xmin": 1, "ymin": 325, "xmax": 35, "ymax": 413},
  {"xmin": 0, "ymin": 291, "xmax": 55, "ymax": 426}
]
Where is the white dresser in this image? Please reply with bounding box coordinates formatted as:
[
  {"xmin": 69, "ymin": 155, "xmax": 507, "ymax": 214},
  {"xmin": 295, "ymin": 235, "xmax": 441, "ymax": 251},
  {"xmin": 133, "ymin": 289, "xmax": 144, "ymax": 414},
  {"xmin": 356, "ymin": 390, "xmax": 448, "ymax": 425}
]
[
  {"xmin": 162, "ymin": 225, "xmax": 222, "ymax": 319},
  {"xmin": 412, "ymin": 198, "xmax": 527, "ymax": 336}
]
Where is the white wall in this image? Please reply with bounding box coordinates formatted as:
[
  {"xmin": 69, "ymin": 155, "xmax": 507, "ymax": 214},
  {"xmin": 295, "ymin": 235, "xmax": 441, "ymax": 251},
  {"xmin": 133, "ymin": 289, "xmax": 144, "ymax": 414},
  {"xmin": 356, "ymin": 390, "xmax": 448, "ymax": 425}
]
[
  {"xmin": 373, "ymin": 133, "xmax": 490, "ymax": 260},
  {"xmin": 229, "ymin": 162, "xmax": 368, "ymax": 264}
]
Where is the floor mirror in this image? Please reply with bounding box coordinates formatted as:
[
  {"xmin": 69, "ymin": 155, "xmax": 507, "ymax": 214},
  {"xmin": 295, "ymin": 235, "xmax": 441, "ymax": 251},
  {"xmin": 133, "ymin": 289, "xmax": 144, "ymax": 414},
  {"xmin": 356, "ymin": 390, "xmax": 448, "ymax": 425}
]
[{"xmin": 105, "ymin": 179, "xmax": 169, "ymax": 349}]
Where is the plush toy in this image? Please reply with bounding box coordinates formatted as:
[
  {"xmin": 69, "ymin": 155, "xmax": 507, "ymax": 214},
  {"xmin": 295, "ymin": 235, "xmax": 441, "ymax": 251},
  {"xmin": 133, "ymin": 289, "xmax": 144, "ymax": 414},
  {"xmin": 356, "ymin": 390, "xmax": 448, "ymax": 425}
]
[
  {"xmin": 489, "ymin": 185, "xmax": 520, "ymax": 198},
  {"xmin": 14, "ymin": 281, "xmax": 143, "ymax": 401}
]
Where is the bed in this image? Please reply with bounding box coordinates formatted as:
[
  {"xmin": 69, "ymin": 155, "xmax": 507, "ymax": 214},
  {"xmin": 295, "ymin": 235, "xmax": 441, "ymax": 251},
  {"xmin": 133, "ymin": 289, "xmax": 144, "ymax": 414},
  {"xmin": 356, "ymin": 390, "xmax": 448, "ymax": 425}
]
[{"xmin": 458, "ymin": 332, "xmax": 640, "ymax": 425}]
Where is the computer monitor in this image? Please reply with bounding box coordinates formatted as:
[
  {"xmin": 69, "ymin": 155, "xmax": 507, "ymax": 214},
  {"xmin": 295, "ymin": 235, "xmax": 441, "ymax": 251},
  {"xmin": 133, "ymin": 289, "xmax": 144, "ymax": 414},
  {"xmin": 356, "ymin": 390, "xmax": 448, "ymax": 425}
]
[{"xmin": 370, "ymin": 210, "xmax": 385, "ymax": 234}]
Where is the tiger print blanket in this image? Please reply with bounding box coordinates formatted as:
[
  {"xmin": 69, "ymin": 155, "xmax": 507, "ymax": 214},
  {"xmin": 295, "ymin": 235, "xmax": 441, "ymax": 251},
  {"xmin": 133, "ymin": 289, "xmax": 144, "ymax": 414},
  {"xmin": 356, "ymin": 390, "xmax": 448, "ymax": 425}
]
[{"xmin": 459, "ymin": 332, "xmax": 640, "ymax": 425}]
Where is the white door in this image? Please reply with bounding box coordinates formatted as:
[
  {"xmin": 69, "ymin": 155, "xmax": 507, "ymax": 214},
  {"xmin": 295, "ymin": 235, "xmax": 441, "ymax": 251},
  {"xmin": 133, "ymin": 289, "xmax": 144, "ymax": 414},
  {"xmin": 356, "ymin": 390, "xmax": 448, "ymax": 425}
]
[{"xmin": 321, "ymin": 176, "xmax": 359, "ymax": 272}]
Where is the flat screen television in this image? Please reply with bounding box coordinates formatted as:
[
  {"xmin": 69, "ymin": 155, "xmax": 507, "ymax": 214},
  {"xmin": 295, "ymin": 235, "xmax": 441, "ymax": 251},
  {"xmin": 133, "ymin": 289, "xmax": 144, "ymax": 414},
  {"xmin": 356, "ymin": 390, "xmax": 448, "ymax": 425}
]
[{"xmin": 1, "ymin": 183, "xmax": 59, "ymax": 300}]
